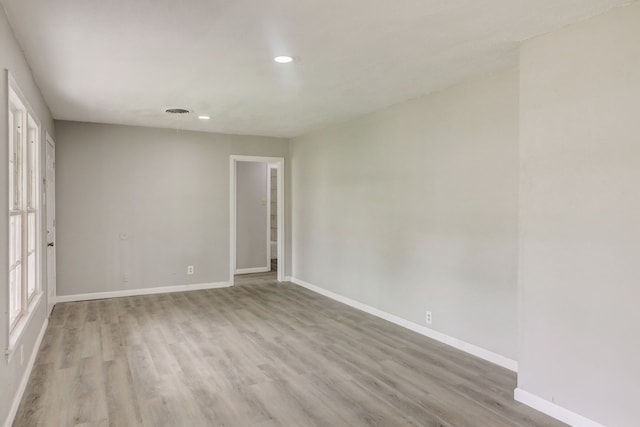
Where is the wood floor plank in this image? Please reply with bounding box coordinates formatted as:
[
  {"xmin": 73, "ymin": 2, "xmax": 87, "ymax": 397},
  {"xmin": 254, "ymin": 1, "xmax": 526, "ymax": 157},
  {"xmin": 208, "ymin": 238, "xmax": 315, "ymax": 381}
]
[
  {"xmin": 103, "ymin": 357, "xmax": 143, "ymax": 427},
  {"xmin": 13, "ymin": 272, "xmax": 567, "ymax": 426}
]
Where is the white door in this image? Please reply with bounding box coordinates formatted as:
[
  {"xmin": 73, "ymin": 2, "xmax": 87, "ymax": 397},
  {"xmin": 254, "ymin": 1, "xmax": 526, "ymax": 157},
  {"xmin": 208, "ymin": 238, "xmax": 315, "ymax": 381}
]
[{"xmin": 45, "ymin": 136, "xmax": 56, "ymax": 314}]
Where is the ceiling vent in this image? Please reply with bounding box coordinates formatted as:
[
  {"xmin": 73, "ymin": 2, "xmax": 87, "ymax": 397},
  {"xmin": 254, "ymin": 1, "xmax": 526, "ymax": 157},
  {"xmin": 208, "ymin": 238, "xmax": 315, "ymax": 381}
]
[{"xmin": 163, "ymin": 108, "xmax": 192, "ymax": 115}]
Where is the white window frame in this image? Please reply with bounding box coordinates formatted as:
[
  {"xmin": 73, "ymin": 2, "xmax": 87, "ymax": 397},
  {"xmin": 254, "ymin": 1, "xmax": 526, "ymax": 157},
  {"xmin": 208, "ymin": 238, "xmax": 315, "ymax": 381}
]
[{"xmin": 5, "ymin": 74, "xmax": 43, "ymax": 360}]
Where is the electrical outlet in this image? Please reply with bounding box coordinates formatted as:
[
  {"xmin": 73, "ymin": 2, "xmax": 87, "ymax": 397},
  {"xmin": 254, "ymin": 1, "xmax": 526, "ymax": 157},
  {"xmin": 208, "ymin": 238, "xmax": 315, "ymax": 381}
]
[
  {"xmin": 425, "ymin": 311, "xmax": 433, "ymax": 325},
  {"xmin": 187, "ymin": 265, "xmax": 194, "ymax": 275},
  {"xmin": 122, "ymin": 272, "xmax": 130, "ymax": 282}
]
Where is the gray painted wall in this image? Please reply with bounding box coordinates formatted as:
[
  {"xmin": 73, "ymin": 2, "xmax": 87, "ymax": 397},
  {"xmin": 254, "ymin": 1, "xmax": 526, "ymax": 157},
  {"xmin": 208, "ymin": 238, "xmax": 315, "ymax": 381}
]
[
  {"xmin": 291, "ymin": 68, "xmax": 519, "ymax": 359},
  {"xmin": 518, "ymin": 4, "xmax": 640, "ymax": 426},
  {"xmin": 236, "ymin": 161, "xmax": 268, "ymax": 270},
  {"xmin": 55, "ymin": 121, "xmax": 289, "ymax": 296},
  {"xmin": 0, "ymin": 8, "xmax": 56, "ymax": 427}
]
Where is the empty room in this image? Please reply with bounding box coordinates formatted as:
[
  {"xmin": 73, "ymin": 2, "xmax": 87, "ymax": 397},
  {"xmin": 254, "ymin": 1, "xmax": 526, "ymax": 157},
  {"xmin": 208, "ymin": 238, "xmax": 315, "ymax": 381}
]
[{"xmin": 1, "ymin": 0, "xmax": 638, "ymax": 426}]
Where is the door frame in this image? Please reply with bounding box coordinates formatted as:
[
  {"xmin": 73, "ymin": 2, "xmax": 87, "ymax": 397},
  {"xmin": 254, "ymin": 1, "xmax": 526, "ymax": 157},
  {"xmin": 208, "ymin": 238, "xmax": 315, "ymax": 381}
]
[
  {"xmin": 266, "ymin": 164, "xmax": 278, "ymax": 262},
  {"xmin": 44, "ymin": 133, "xmax": 56, "ymax": 314},
  {"xmin": 230, "ymin": 155, "xmax": 285, "ymax": 284}
]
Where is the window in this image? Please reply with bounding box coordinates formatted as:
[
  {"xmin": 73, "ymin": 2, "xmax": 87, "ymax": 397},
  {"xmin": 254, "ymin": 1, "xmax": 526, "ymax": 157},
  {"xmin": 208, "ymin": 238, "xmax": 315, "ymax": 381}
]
[{"xmin": 8, "ymin": 81, "xmax": 41, "ymax": 340}]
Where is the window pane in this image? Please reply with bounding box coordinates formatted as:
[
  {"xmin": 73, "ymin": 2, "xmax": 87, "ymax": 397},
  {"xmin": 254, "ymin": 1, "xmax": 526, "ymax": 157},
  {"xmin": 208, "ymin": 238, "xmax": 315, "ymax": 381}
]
[
  {"xmin": 9, "ymin": 266, "xmax": 21, "ymax": 326},
  {"xmin": 9, "ymin": 108, "xmax": 24, "ymax": 211},
  {"xmin": 9, "ymin": 215, "xmax": 16, "ymax": 268},
  {"xmin": 9, "ymin": 215, "xmax": 23, "ymax": 326},
  {"xmin": 28, "ymin": 212, "xmax": 36, "ymax": 252},
  {"xmin": 28, "ymin": 134, "xmax": 35, "ymax": 209},
  {"xmin": 27, "ymin": 254, "xmax": 36, "ymax": 299},
  {"xmin": 27, "ymin": 212, "xmax": 37, "ymax": 298},
  {"xmin": 28, "ymin": 124, "xmax": 38, "ymax": 209},
  {"xmin": 13, "ymin": 113, "xmax": 23, "ymax": 210},
  {"xmin": 11, "ymin": 215, "xmax": 22, "ymax": 267},
  {"xmin": 9, "ymin": 110, "xmax": 15, "ymax": 210}
]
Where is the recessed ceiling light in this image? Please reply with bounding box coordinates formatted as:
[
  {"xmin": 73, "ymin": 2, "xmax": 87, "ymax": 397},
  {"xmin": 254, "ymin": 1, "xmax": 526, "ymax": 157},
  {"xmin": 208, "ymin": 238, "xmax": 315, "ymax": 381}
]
[
  {"xmin": 198, "ymin": 115, "xmax": 210, "ymax": 120},
  {"xmin": 274, "ymin": 55, "xmax": 294, "ymax": 64}
]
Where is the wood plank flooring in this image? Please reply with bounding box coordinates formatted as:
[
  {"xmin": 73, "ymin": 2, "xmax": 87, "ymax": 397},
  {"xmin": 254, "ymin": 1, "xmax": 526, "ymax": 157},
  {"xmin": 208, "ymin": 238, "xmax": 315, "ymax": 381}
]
[{"xmin": 13, "ymin": 273, "xmax": 565, "ymax": 426}]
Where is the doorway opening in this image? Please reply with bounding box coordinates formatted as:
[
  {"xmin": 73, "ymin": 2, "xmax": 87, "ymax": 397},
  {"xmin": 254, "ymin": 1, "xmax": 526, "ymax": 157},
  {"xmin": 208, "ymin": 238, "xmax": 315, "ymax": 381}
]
[
  {"xmin": 230, "ymin": 155, "xmax": 284, "ymax": 284},
  {"xmin": 268, "ymin": 164, "xmax": 278, "ymax": 273}
]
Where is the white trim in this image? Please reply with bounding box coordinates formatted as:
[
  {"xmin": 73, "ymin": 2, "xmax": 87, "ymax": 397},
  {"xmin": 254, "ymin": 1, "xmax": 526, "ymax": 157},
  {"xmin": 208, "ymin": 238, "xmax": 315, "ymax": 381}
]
[
  {"xmin": 276, "ymin": 160, "xmax": 284, "ymax": 282},
  {"xmin": 283, "ymin": 276, "xmax": 292, "ymax": 282},
  {"xmin": 235, "ymin": 267, "xmax": 271, "ymax": 275},
  {"xmin": 514, "ymin": 388, "xmax": 605, "ymax": 427},
  {"xmin": 290, "ymin": 277, "xmax": 518, "ymax": 372},
  {"xmin": 229, "ymin": 157, "xmax": 236, "ymax": 283},
  {"xmin": 230, "ymin": 155, "xmax": 283, "ymax": 163},
  {"xmin": 55, "ymin": 281, "xmax": 232, "ymax": 303},
  {"xmin": 266, "ymin": 165, "xmax": 272, "ymax": 265},
  {"xmin": 3, "ymin": 317, "xmax": 48, "ymax": 427},
  {"xmin": 7, "ymin": 74, "xmax": 41, "ymax": 128},
  {"xmin": 45, "ymin": 133, "xmax": 56, "ymax": 317},
  {"xmin": 230, "ymin": 155, "xmax": 285, "ymax": 284}
]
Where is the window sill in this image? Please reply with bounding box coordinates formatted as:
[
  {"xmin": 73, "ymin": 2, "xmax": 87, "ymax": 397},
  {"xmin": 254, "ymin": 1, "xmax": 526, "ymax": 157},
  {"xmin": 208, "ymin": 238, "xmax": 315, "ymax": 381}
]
[{"xmin": 5, "ymin": 291, "xmax": 43, "ymax": 364}]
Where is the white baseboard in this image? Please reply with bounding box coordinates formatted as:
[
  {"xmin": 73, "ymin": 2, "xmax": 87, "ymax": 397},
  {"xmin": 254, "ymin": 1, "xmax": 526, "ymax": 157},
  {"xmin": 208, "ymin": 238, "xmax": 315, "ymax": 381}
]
[
  {"xmin": 290, "ymin": 277, "xmax": 517, "ymax": 372},
  {"xmin": 283, "ymin": 276, "xmax": 292, "ymax": 282},
  {"xmin": 235, "ymin": 267, "xmax": 270, "ymax": 275},
  {"xmin": 55, "ymin": 281, "xmax": 232, "ymax": 303},
  {"xmin": 514, "ymin": 388, "xmax": 605, "ymax": 427},
  {"xmin": 3, "ymin": 317, "xmax": 49, "ymax": 427}
]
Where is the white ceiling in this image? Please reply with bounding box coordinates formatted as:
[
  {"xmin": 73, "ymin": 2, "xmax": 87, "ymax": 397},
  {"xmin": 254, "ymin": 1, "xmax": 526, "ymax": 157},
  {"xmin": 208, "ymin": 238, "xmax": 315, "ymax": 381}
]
[{"xmin": 2, "ymin": 0, "xmax": 634, "ymax": 137}]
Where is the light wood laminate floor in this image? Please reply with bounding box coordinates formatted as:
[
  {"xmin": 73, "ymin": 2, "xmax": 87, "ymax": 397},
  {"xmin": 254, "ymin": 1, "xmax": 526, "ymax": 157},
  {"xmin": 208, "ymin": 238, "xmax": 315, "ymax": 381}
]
[{"xmin": 14, "ymin": 273, "xmax": 565, "ymax": 426}]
